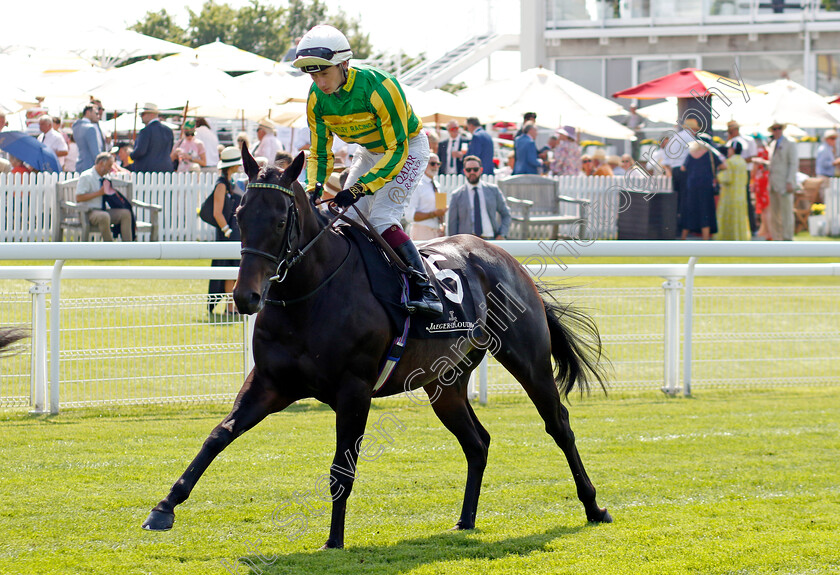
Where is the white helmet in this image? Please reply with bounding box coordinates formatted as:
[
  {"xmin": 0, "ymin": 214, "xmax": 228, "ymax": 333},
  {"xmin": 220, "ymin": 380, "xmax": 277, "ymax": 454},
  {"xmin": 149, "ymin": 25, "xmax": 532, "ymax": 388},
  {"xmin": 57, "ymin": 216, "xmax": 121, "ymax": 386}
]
[{"xmin": 293, "ymin": 25, "xmax": 353, "ymax": 73}]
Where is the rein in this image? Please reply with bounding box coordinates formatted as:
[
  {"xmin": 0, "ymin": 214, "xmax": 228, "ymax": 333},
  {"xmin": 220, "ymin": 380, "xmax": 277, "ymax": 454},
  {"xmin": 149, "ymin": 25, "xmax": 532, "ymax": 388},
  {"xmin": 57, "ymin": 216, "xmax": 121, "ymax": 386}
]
[{"xmin": 239, "ymin": 182, "xmax": 351, "ymax": 306}]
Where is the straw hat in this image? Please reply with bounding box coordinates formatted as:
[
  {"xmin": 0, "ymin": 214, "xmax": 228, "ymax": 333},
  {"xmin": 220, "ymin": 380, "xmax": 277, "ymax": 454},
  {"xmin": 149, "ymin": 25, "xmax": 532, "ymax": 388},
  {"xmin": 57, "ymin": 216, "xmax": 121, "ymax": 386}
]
[
  {"xmin": 258, "ymin": 117, "xmax": 276, "ymax": 132},
  {"xmin": 141, "ymin": 103, "xmax": 159, "ymax": 114},
  {"xmin": 682, "ymin": 117, "xmax": 701, "ymax": 131},
  {"xmin": 768, "ymin": 120, "xmax": 786, "ymax": 130},
  {"xmin": 726, "ymin": 120, "xmax": 740, "ymax": 129},
  {"xmin": 824, "ymin": 129, "xmax": 838, "ymax": 140},
  {"xmin": 324, "ymin": 172, "xmax": 342, "ymax": 197},
  {"xmin": 218, "ymin": 146, "xmax": 242, "ymax": 169},
  {"xmin": 591, "ymin": 148, "xmax": 606, "ymax": 161}
]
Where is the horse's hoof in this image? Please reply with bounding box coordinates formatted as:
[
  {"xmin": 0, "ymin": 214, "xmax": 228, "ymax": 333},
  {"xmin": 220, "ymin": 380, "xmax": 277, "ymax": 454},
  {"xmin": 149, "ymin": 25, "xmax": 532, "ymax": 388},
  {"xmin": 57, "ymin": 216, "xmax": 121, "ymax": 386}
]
[
  {"xmin": 587, "ymin": 507, "xmax": 613, "ymax": 524},
  {"xmin": 451, "ymin": 522, "xmax": 475, "ymax": 531},
  {"xmin": 142, "ymin": 509, "xmax": 175, "ymax": 531},
  {"xmin": 320, "ymin": 540, "xmax": 343, "ymax": 550}
]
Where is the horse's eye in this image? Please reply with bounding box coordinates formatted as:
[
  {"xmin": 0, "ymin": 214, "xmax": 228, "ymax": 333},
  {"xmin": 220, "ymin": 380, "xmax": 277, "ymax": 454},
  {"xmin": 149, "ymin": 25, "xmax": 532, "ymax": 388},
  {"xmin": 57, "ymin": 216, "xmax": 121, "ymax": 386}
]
[{"xmin": 276, "ymin": 219, "xmax": 287, "ymax": 231}]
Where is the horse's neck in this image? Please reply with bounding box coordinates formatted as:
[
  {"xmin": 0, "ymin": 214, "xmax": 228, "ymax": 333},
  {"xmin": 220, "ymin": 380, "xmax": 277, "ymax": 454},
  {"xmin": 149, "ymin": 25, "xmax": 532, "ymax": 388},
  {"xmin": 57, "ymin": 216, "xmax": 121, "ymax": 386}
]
[{"xmin": 271, "ymin": 210, "xmax": 348, "ymax": 295}]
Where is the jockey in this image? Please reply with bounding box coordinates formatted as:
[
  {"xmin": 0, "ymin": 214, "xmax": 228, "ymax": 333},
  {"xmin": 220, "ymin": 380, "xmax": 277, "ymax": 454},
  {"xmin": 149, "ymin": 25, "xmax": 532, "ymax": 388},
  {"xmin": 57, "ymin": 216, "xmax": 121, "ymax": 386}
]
[{"xmin": 293, "ymin": 24, "xmax": 443, "ymax": 318}]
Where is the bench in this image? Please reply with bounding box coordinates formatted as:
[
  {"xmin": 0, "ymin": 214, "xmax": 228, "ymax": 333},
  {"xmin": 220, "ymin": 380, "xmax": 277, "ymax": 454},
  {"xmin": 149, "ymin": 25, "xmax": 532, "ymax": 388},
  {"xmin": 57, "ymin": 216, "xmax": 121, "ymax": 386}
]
[
  {"xmin": 54, "ymin": 177, "xmax": 161, "ymax": 242},
  {"xmin": 497, "ymin": 174, "xmax": 590, "ymax": 240}
]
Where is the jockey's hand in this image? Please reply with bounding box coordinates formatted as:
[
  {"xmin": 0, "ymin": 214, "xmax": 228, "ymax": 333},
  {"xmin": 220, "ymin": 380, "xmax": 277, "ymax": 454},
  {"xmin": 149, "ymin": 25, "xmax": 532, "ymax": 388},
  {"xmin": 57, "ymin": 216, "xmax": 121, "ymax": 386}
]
[{"xmin": 334, "ymin": 183, "xmax": 366, "ymax": 207}]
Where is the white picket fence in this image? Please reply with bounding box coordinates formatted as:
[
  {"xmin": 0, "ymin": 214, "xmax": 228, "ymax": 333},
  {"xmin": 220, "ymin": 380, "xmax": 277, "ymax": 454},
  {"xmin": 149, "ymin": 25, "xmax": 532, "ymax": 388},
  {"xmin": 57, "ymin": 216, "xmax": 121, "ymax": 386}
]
[
  {"xmin": 1, "ymin": 172, "xmax": 676, "ymax": 242},
  {"xmin": 3, "ymin": 172, "xmax": 838, "ymax": 242}
]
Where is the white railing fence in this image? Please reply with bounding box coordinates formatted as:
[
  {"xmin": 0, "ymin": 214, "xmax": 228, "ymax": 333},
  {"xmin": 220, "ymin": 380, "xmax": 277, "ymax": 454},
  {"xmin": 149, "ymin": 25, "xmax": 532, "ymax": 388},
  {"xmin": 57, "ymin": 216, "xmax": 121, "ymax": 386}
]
[
  {"xmin": 1, "ymin": 241, "xmax": 838, "ymax": 413},
  {"xmin": 0, "ymin": 172, "xmax": 734, "ymax": 242}
]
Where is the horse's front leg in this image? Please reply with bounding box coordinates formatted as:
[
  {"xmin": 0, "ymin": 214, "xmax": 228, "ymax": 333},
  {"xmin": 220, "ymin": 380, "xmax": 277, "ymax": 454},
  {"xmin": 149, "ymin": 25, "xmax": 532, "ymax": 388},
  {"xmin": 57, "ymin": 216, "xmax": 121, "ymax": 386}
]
[
  {"xmin": 323, "ymin": 379, "xmax": 372, "ymax": 549},
  {"xmin": 142, "ymin": 370, "xmax": 293, "ymax": 531}
]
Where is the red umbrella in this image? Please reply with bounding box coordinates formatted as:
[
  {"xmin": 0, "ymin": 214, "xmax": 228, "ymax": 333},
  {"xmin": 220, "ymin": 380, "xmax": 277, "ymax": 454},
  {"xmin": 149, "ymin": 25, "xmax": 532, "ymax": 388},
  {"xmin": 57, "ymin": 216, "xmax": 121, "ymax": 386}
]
[
  {"xmin": 830, "ymin": 95, "xmax": 840, "ymax": 105},
  {"xmin": 612, "ymin": 68, "xmax": 763, "ymax": 100}
]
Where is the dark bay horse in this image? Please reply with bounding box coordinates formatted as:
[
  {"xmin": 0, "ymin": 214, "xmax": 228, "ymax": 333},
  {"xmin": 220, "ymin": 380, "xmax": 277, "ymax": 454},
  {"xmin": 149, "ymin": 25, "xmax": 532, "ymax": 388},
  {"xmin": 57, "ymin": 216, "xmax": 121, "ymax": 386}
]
[
  {"xmin": 142, "ymin": 148, "xmax": 612, "ymax": 548},
  {"xmin": 0, "ymin": 327, "xmax": 26, "ymax": 356}
]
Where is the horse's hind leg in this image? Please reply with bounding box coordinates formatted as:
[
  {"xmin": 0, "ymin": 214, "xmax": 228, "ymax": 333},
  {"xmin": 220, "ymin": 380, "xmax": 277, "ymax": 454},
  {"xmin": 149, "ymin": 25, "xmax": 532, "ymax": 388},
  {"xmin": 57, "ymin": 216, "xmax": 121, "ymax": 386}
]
[
  {"xmin": 495, "ymin": 338, "xmax": 611, "ymax": 523},
  {"xmin": 142, "ymin": 370, "xmax": 293, "ymax": 531},
  {"xmin": 425, "ymin": 374, "xmax": 489, "ymax": 530}
]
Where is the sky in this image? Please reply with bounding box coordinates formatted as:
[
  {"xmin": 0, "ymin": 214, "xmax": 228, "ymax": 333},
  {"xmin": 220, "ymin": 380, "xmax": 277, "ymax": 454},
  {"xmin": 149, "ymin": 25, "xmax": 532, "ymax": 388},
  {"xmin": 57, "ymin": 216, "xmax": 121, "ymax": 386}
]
[{"xmin": 5, "ymin": 0, "xmax": 521, "ymax": 85}]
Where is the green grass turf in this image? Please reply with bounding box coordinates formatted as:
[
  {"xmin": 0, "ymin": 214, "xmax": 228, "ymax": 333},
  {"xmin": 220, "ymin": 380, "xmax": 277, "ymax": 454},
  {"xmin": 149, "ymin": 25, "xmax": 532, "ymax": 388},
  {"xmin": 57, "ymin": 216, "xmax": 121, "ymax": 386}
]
[{"xmin": 1, "ymin": 388, "xmax": 838, "ymax": 574}]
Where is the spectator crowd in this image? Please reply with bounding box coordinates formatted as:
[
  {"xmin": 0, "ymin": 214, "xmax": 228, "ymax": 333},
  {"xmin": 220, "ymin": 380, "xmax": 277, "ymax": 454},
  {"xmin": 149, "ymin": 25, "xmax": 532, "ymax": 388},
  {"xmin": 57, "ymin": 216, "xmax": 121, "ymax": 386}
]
[{"xmin": 3, "ymin": 101, "xmax": 838, "ymax": 243}]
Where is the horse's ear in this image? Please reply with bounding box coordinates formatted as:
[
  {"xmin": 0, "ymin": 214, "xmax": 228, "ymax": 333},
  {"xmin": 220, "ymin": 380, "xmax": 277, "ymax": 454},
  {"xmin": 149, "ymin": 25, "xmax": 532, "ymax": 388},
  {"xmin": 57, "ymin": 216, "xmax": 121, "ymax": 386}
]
[
  {"xmin": 285, "ymin": 151, "xmax": 306, "ymax": 182},
  {"xmin": 241, "ymin": 142, "xmax": 260, "ymax": 181}
]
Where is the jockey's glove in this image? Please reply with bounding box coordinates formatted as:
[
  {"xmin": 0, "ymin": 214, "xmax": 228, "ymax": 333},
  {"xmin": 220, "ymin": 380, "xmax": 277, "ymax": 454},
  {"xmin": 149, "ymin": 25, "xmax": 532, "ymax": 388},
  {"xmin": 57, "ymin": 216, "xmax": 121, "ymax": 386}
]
[{"xmin": 334, "ymin": 183, "xmax": 366, "ymax": 207}]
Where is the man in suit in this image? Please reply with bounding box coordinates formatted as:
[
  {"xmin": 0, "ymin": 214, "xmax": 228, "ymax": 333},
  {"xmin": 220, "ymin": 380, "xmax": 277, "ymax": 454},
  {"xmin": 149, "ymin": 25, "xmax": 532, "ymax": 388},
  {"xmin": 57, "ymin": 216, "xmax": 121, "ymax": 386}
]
[
  {"xmin": 438, "ymin": 120, "xmax": 469, "ymax": 175},
  {"xmin": 448, "ymin": 155, "xmax": 511, "ymax": 239},
  {"xmin": 130, "ymin": 103, "xmax": 175, "ymax": 173},
  {"xmin": 765, "ymin": 121, "xmax": 798, "ymax": 241},
  {"xmin": 465, "ymin": 117, "xmax": 495, "ymax": 175},
  {"xmin": 72, "ymin": 103, "xmax": 105, "ymax": 173}
]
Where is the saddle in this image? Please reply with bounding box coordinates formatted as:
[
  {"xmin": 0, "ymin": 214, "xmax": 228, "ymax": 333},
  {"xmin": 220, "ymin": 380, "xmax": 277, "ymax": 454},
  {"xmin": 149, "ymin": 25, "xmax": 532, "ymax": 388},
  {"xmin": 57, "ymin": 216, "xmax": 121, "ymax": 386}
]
[{"xmin": 336, "ymin": 224, "xmax": 483, "ymax": 341}]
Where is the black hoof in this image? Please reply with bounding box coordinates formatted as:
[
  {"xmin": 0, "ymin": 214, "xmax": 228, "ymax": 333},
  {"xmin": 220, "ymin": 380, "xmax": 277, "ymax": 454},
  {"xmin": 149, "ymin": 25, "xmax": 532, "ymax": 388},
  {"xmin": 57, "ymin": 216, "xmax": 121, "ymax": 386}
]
[
  {"xmin": 587, "ymin": 507, "xmax": 613, "ymax": 524},
  {"xmin": 142, "ymin": 509, "xmax": 175, "ymax": 531},
  {"xmin": 321, "ymin": 540, "xmax": 343, "ymax": 550},
  {"xmin": 451, "ymin": 522, "xmax": 475, "ymax": 531}
]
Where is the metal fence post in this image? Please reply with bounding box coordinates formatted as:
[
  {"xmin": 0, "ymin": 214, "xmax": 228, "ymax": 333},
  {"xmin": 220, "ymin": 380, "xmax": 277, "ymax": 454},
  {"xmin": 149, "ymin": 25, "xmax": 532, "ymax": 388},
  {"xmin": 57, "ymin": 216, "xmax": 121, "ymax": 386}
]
[
  {"xmin": 49, "ymin": 260, "xmax": 65, "ymax": 415},
  {"xmin": 683, "ymin": 257, "xmax": 698, "ymax": 396},
  {"xmin": 28, "ymin": 281, "xmax": 49, "ymax": 414},
  {"xmin": 662, "ymin": 277, "xmax": 682, "ymax": 396},
  {"xmin": 479, "ymin": 355, "xmax": 488, "ymax": 405}
]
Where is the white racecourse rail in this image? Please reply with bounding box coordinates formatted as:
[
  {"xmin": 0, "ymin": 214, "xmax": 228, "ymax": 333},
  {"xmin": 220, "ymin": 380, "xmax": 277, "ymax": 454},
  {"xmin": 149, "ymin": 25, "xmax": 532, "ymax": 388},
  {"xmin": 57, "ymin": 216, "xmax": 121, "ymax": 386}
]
[{"xmin": 1, "ymin": 241, "xmax": 838, "ymax": 413}]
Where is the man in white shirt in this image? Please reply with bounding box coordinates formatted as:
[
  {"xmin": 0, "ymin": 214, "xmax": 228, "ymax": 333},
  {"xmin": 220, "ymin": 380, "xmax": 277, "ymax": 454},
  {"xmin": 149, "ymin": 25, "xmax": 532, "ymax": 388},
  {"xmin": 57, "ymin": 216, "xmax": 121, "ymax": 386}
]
[
  {"xmin": 405, "ymin": 153, "xmax": 446, "ymax": 240},
  {"xmin": 194, "ymin": 117, "xmax": 220, "ymax": 171},
  {"xmin": 439, "ymin": 120, "xmax": 468, "ymax": 175},
  {"xmin": 253, "ymin": 117, "xmax": 284, "ymax": 163},
  {"xmin": 37, "ymin": 114, "xmax": 68, "ymax": 170},
  {"xmin": 75, "ymin": 152, "xmax": 133, "ymax": 241}
]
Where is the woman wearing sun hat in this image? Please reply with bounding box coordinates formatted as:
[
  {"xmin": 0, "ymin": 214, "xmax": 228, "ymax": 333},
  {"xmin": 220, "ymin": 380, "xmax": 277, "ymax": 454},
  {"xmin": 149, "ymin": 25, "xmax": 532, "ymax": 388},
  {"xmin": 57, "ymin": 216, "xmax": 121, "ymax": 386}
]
[
  {"xmin": 292, "ymin": 24, "xmax": 441, "ymax": 317},
  {"xmin": 208, "ymin": 146, "xmax": 244, "ymax": 316}
]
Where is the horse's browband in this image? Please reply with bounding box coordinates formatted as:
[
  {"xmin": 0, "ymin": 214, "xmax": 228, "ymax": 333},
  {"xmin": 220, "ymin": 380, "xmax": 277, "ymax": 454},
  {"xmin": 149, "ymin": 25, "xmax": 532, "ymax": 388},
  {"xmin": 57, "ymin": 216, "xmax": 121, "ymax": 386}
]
[{"xmin": 246, "ymin": 182, "xmax": 295, "ymax": 197}]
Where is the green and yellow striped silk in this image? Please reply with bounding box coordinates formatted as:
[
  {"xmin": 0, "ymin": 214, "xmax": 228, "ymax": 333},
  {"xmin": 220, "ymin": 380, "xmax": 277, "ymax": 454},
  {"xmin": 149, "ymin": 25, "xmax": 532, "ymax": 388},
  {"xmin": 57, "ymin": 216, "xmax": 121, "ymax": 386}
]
[{"xmin": 305, "ymin": 64, "xmax": 422, "ymax": 194}]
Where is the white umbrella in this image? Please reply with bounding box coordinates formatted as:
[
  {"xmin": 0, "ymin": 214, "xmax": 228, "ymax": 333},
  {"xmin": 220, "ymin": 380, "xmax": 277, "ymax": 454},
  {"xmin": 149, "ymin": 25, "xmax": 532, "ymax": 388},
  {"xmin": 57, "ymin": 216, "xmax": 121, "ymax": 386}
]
[
  {"xmin": 457, "ymin": 67, "xmax": 634, "ymax": 140},
  {"xmin": 60, "ymin": 27, "xmax": 192, "ymax": 69},
  {"xmin": 236, "ymin": 68, "xmax": 314, "ymax": 103},
  {"xmin": 162, "ymin": 40, "xmax": 282, "ymax": 74},
  {"xmin": 718, "ymin": 79, "xmax": 840, "ymax": 129},
  {"xmin": 401, "ymin": 86, "xmax": 489, "ymax": 125},
  {"xmin": 0, "ymin": 84, "xmax": 38, "ymax": 114},
  {"xmin": 87, "ymin": 58, "xmax": 247, "ymax": 111},
  {"xmin": 192, "ymin": 69, "xmax": 313, "ymax": 120},
  {"xmin": 639, "ymin": 80, "xmax": 840, "ymax": 132}
]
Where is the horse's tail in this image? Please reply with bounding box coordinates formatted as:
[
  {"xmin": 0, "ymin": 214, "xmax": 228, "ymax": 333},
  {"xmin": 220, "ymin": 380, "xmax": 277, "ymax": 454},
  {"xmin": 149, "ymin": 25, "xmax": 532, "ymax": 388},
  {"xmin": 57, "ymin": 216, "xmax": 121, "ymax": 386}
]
[
  {"xmin": 538, "ymin": 285, "xmax": 608, "ymax": 398},
  {"xmin": 0, "ymin": 327, "xmax": 28, "ymax": 357}
]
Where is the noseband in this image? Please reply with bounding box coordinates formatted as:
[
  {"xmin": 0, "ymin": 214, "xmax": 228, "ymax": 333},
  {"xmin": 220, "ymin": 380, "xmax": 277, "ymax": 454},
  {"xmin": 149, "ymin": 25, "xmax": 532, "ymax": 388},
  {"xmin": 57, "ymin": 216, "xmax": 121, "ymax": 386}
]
[{"xmin": 239, "ymin": 182, "xmax": 301, "ymax": 283}]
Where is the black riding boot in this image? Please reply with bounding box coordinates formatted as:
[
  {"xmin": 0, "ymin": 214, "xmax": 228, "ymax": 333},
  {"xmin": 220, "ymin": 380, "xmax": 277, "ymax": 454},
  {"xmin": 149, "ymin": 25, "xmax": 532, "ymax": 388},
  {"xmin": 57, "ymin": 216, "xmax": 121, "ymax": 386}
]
[{"xmin": 395, "ymin": 241, "xmax": 444, "ymax": 318}]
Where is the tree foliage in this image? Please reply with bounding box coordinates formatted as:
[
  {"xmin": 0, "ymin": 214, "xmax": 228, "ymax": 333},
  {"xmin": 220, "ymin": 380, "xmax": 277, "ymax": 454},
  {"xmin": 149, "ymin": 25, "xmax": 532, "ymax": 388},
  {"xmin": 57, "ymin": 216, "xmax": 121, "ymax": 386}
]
[
  {"xmin": 129, "ymin": 9, "xmax": 186, "ymax": 45},
  {"xmin": 130, "ymin": 0, "xmax": 373, "ymax": 63},
  {"xmin": 187, "ymin": 1, "xmax": 237, "ymax": 46}
]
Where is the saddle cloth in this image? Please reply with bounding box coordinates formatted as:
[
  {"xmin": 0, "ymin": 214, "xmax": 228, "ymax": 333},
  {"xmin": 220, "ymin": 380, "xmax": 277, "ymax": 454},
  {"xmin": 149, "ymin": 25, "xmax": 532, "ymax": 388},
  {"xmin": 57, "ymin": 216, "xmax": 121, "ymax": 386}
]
[{"xmin": 340, "ymin": 226, "xmax": 483, "ymax": 340}]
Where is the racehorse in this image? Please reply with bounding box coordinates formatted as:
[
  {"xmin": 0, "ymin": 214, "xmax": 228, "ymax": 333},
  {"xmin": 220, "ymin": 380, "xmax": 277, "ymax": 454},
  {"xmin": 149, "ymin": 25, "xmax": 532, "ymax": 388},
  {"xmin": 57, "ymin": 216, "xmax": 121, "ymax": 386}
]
[{"xmin": 142, "ymin": 147, "xmax": 612, "ymax": 548}]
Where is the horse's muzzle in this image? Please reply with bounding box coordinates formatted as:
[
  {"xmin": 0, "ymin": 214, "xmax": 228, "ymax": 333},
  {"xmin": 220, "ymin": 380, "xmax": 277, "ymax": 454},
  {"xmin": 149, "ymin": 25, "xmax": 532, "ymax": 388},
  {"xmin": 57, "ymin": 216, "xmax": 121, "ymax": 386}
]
[{"xmin": 233, "ymin": 287, "xmax": 264, "ymax": 315}]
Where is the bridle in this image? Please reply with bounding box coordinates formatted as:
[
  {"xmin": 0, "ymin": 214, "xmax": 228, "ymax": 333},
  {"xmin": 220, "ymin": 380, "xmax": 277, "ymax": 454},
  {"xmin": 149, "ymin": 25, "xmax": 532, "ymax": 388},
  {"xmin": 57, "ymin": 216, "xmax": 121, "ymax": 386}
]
[{"xmin": 238, "ymin": 181, "xmax": 351, "ymax": 306}]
